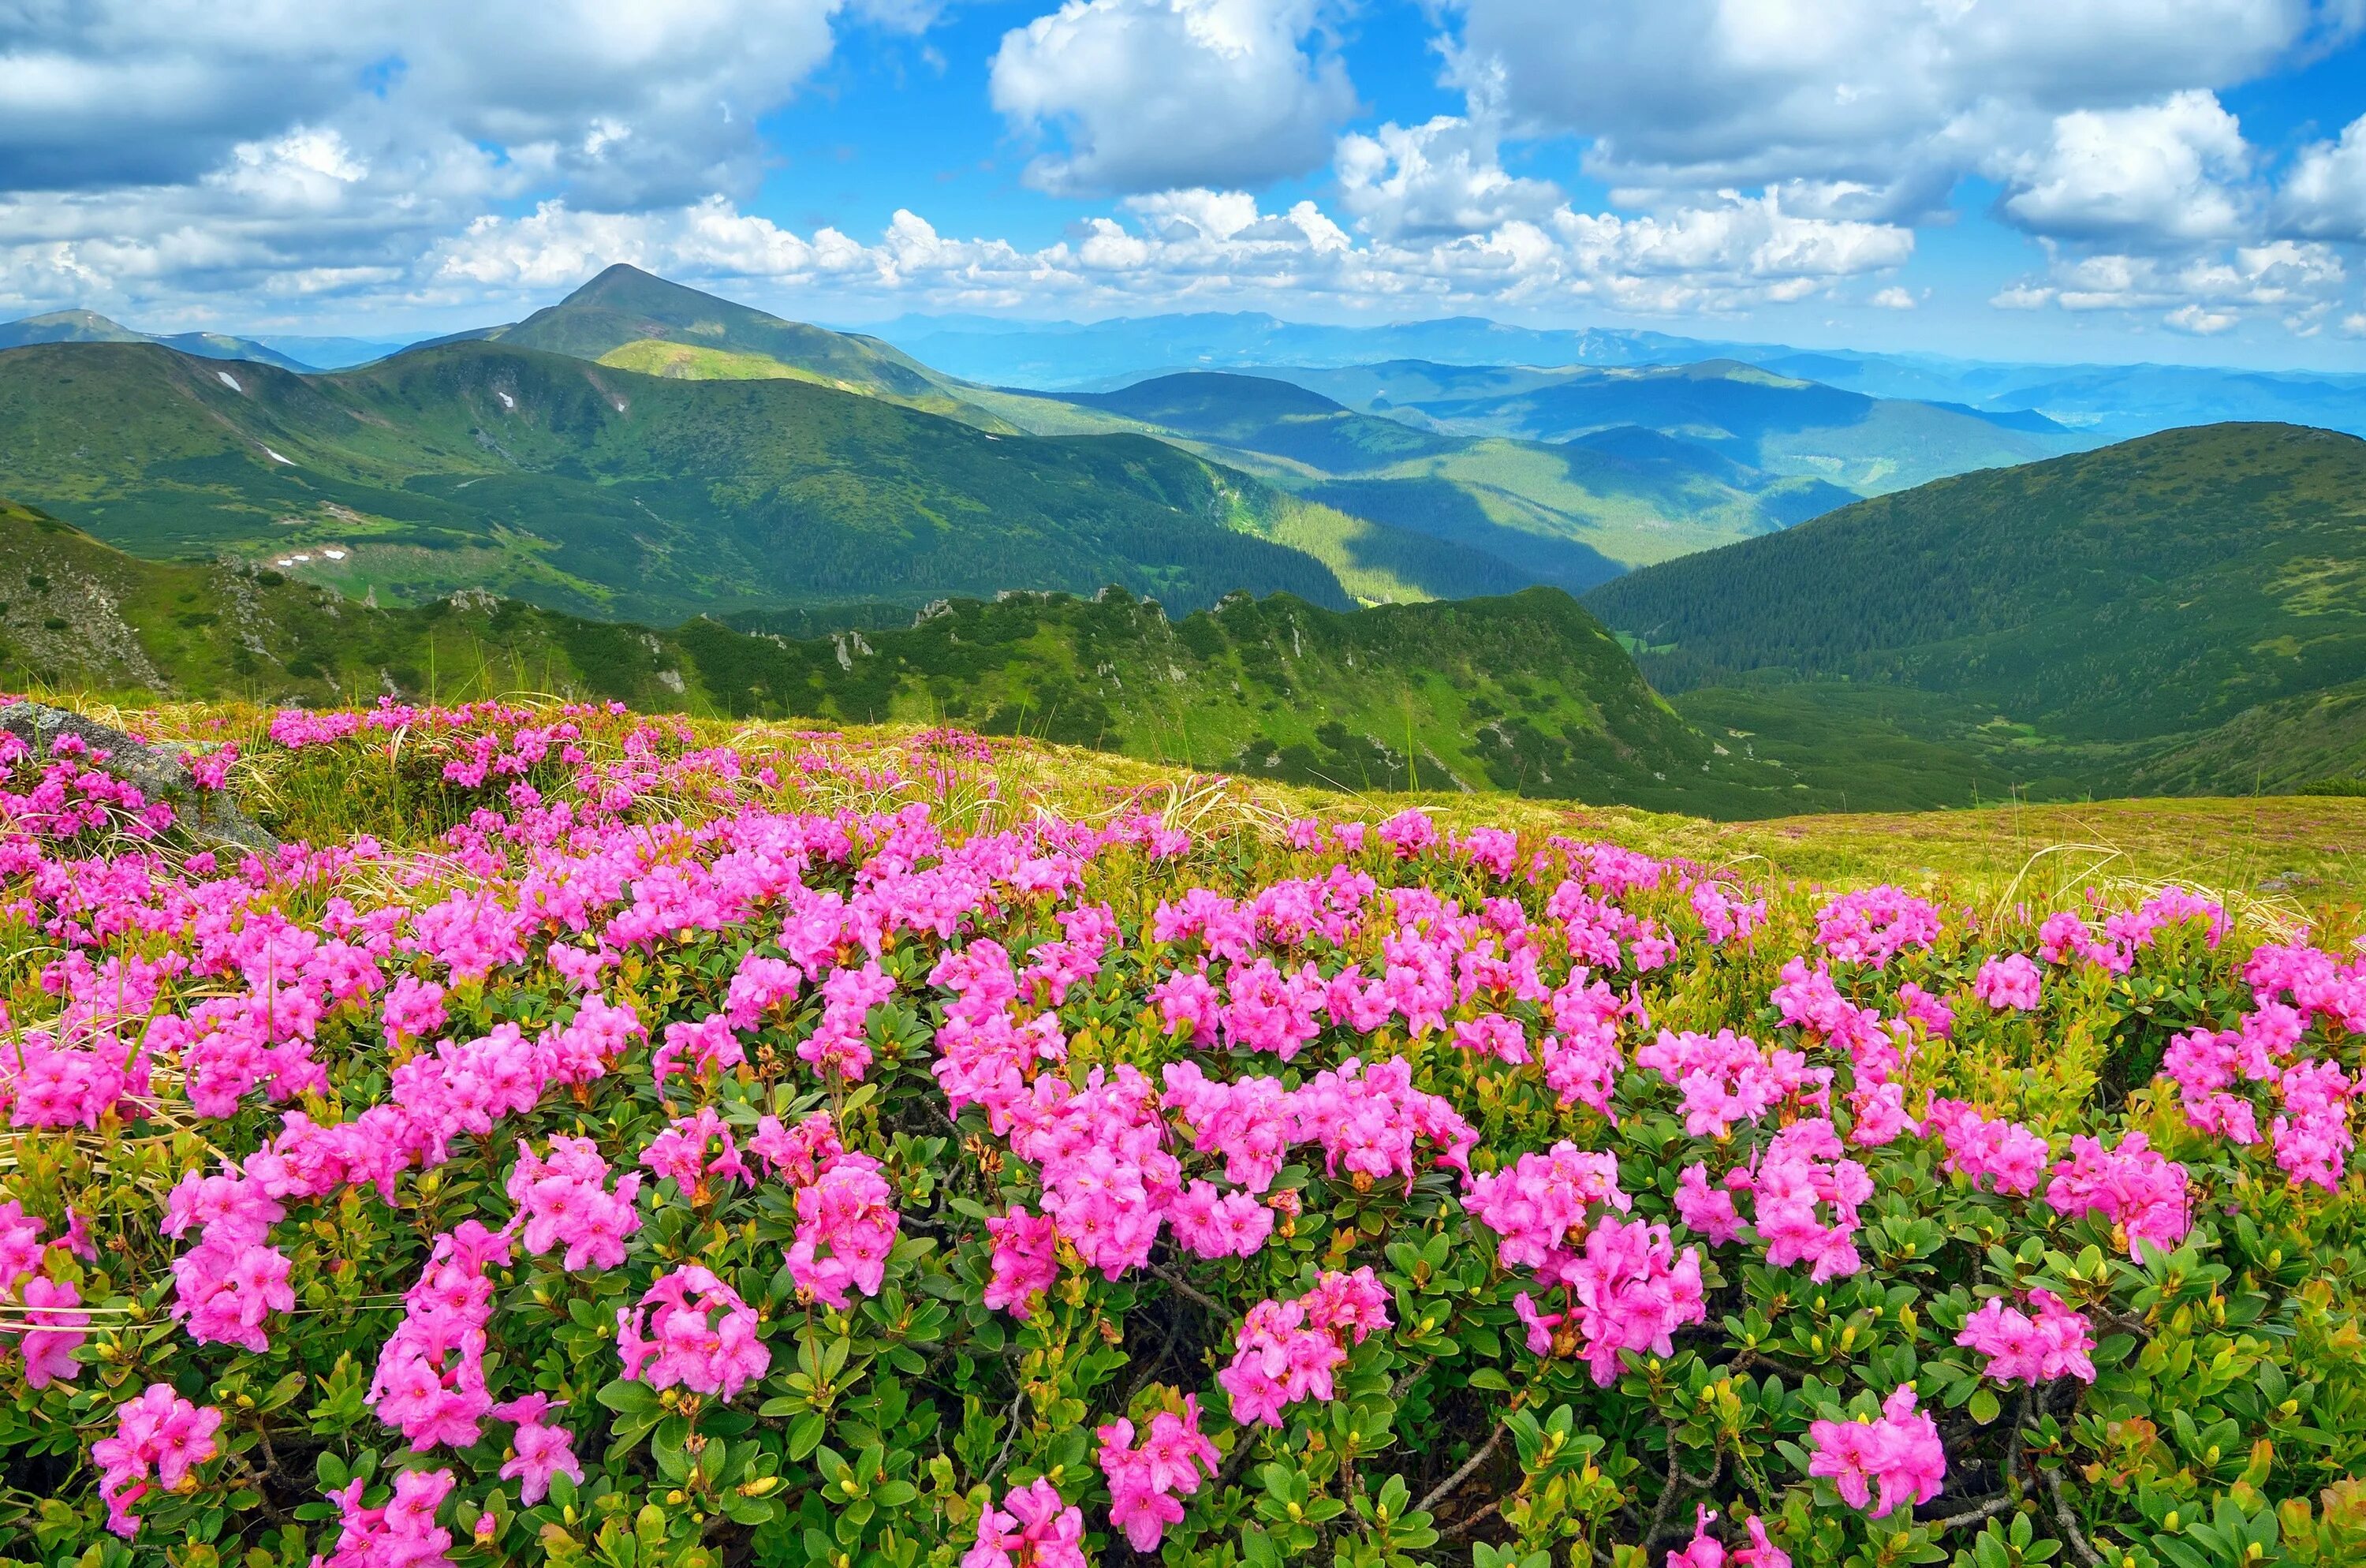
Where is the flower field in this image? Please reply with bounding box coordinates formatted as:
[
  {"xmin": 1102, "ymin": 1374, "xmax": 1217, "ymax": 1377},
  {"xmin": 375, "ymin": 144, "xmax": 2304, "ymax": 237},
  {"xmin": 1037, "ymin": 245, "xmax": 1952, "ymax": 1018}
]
[{"xmin": 2, "ymin": 698, "xmax": 2365, "ymax": 1568}]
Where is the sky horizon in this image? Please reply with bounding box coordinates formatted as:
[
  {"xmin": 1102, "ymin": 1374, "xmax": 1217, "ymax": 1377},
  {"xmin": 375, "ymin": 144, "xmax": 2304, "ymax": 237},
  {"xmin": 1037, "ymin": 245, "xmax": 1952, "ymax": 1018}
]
[{"xmin": 6, "ymin": 2, "xmax": 2366, "ymax": 373}]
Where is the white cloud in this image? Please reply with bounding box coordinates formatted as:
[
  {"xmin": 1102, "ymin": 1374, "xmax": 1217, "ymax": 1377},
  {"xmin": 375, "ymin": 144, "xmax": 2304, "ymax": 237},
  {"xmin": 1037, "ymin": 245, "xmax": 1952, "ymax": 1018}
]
[
  {"xmin": 398, "ymin": 185, "xmax": 1913, "ymax": 319},
  {"xmin": 1870, "ymin": 286, "xmax": 1916, "ymax": 309},
  {"xmin": 989, "ymin": 0, "xmax": 1356, "ymax": 195},
  {"xmin": 0, "ymin": 0, "xmax": 886, "ymax": 208},
  {"xmin": 2278, "ymin": 113, "xmax": 2366, "ymax": 241},
  {"xmin": 0, "ymin": 0, "xmax": 935, "ymax": 323},
  {"xmin": 1987, "ymin": 237, "xmax": 2348, "ymax": 330},
  {"xmin": 2342, "ymin": 311, "xmax": 2366, "ymax": 336},
  {"xmin": 2166, "ymin": 303, "xmax": 2240, "ymax": 333},
  {"xmin": 1445, "ymin": 0, "xmax": 2347, "ymax": 213},
  {"xmin": 1335, "ymin": 112, "xmax": 1562, "ymax": 241},
  {"xmin": 1992, "ymin": 91, "xmax": 2251, "ymax": 247}
]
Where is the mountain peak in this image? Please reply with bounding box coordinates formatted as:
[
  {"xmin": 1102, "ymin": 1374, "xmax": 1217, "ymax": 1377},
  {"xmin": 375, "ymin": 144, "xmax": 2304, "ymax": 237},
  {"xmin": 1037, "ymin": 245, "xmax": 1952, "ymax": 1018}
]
[
  {"xmin": 1, "ymin": 308, "xmax": 146, "ymax": 347},
  {"xmin": 558, "ymin": 263, "xmax": 734, "ymax": 317}
]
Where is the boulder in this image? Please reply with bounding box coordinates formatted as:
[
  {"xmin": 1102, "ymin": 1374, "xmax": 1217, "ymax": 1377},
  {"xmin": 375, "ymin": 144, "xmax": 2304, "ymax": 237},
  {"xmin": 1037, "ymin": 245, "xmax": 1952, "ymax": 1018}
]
[{"xmin": 0, "ymin": 700, "xmax": 278, "ymax": 853}]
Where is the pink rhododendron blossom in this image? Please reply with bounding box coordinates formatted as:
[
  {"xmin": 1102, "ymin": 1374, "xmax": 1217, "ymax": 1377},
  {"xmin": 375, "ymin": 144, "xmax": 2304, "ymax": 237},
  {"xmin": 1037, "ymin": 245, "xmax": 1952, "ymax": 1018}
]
[
  {"xmin": 2044, "ymin": 1132, "xmax": 2190, "ymax": 1256},
  {"xmin": 983, "ymin": 1205, "xmax": 1060, "ymax": 1318},
  {"xmin": 788, "ymin": 1150, "xmax": 901, "ymax": 1309},
  {"xmin": 1973, "ymin": 954, "xmax": 2043, "ymax": 1011},
  {"xmin": 615, "ymin": 1265, "xmax": 770, "ymax": 1399},
  {"xmin": 639, "ymin": 1108, "xmax": 752, "ymax": 1199},
  {"xmin": 1218, "ymin": 1269, "xmax": 1390, "ymax": 1426},
  {"xmin": 1815, "ymin": 887, "xmax": 1942, "ymax": 969},
  {"xmin": 1957, "ymin": 1291, "xmax": 2096, "ymax": 1386},
  {"xmin": 1168, "ymin": 1178, "xmax": 1275, "ymax": 1258},
  {"xmin": 371, "ymin": 1222, "xmax": 513, "ymax": 1451},
  {"xmin": 92, "ymin": 1383, "xmax": 222, "ymax": 1538},
  {"xmin": 6, "ymin": 1273, "xmax": 86, "ymax": 1387},
  {"xmin": 963, "ymin": 1477, "xmax": 1087, "ymax": 1568},
  {"xmin": 1096, "ymin": 1396, "xmax": 1221, "ymax": 1550},
  {"xmin": 1808, "ymin": 1386, "xmax": 1946, "ymax": 1518},
  {"xmin": 1464, "ymin": 1142, "xmax": 1629, "ymax": 1284},
  {"xmin": 491, "ymin": 1393, "xmax": 583, "ymax": 1506},
  {"xmin": 313, "ymin": 1466, "xmax": 457, "ymax": 1568},
  {"xmin": 508, "ymin": 1136, "xmax": 642, "ymax": 1271},
  {"xmin": 1926, "ymin": 1100, "xmax": 2051, "ymax": 1197}
]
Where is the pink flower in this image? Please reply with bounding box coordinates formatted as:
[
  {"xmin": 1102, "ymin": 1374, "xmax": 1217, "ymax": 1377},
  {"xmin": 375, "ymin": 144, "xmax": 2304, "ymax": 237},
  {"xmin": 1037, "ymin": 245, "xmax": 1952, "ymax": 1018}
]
[
  {"xmin": 1956, "ymin": 1291, "xmax": 2096, "ymax": 1387},
  {"xmin": 653, "ymin": 1013, "xmax": 743, "ymax": 1089},
  {"xmin": 2044, "ymin": 1132, "xmax": 2190, "ymax": 1257},
  {"xmin": 9, "ymin": 1275, "xmax": 87, "ymax": 1387},
  {"xmin": 800, "ymin": 960, "xmax": 894, "ymax": 1080},
  {"xmin": 1675, "ymin": 1163, "xmax": 1745, "ymax": 1246},
  {"xmin": 491, "ymin": 1393, "xmax": 584, "ymax": 1506},
  {"xmin": 1973, "ymin": 954, "xmax": 2042, "ymax": 1011},
  {"xmin": 1097, "ymin": 1396, "xmax": 1221, "ymax": 1550},
  {"xmin": 788, "ymin": 1152, "xmax": 901, "ymax": 1310},
  {"xmin": 1807, "ymin": 1386, "xmax": 1946, "ymax": 1518},
  {"xmin": 1167, "ymin": 1180, "xmax": 1275, "ymax": 1260},
  {"xmin": 615, "ymin": 1265, "xmax": 770, "ymax": 1401},
  {"xmin": 1815, "ymin": 887, "xmax": 1942, "ymax": 969},
  {"xmin": 91, "ymin": 1383, "xmax": 222, "ymax": 1538},
  {"xmin": 1668, "ymin": 1507, "xmax": 1728, "ymax": 1568},
  {"xmin": 963, "ymin": 1477, "xmax": 1086, "ymax": 1568},
  {"xmin": 508, "ymin": 1136, "xmax": 642, "ymax": 1271},
  {"xmin": 1925, "ymin": 1100, "xmax": 2051, "ymax": 1197},
  {"xmin": 313, "ymin": 1466, "xmax": 457, "ymax": 1568},
  {"xmin": 1464, "ymin": 1142, "xmax": 1629, "ymax": 1283},
  {"xmin": 1451, "ymin": 1014, "xmax": 1530, "ymax": 1065},
  {"xmin": 983, "ymin": 1206, "xmax": 1060, "ymax": 1318},
  {"xmin": 1562, "ymin": 1216, "xmax": 1707, "ymax": 1385},
  {"xmin": 639, "ymin": 1109, "xmax": 752, "ymax": 1200},
  {"xmin": 1217, "ymin": 1270, "xmax": 1391, "ymax": 1427}
]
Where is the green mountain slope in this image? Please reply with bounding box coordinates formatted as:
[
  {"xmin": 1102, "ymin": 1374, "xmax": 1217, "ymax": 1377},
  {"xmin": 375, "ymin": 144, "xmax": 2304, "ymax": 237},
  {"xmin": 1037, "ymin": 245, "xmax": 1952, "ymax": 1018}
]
[
  {"xmin": 685, "ymin": 585, "xmax": 1746, "ymax": 806},
  {"xmin": 1585, "ymin": 423, "xmax": 2366, "ymax": 797},
  {"xmin": 0, "ymin": 308, "xmax": 313, "ymax": 371},
  {"xmin": 0, "ymin": 338, "xmax": 1360, "ymax": 622},
  {"xmin": 1035, "ymin": 371, "xmax": 1840, "ymax": 576},
  {"xmin": 486, "ymin": 263, "xmax": 995, "ymax": 424},
  {"xmin": 390, "ymin": 275, "xmax": 1872, "ymax": 587},
  {"xmin": 0, "ymin": 496, "xmax": 1782, "ymax": 812},
  {"xmin": 1065, "ymin": 371, "xmax": 1463, "ymax": 472}
]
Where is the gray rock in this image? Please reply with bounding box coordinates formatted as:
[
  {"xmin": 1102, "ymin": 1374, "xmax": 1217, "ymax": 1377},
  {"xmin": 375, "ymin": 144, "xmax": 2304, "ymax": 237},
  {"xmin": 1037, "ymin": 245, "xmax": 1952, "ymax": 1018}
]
[{"xmin": 0, "ymin": 701, "xmax": 279, "ymax": 853}]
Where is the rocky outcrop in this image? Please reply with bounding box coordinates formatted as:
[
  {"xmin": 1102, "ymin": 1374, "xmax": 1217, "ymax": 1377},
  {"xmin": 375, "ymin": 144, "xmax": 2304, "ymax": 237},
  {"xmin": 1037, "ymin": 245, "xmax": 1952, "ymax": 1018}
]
[{"xmin": 0, "ymin": 700, "xmax": 278, "ymax": 852}]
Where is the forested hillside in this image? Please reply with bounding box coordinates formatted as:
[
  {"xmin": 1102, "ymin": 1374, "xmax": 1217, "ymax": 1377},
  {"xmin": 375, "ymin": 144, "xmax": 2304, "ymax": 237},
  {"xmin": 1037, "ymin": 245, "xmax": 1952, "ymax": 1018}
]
[
  {"xmin": 0, "ymin": 338, "xmax": 1357, "ymax": 622},
  {"xmin": 1586, "ymin": 423, "xmax": 2366, "ymax": 795}
]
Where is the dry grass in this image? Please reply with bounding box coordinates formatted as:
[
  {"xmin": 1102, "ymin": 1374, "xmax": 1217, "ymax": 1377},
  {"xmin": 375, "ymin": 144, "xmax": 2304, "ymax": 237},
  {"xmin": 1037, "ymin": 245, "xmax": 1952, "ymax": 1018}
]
[{"xmin": 88, "ymin": 699, "xmax": 2366, "ymax": 939}]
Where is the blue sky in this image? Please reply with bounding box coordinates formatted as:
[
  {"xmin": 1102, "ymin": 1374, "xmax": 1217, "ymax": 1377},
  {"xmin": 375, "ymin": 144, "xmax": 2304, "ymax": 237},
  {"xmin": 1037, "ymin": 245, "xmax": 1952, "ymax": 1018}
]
[{"xmin": 3, "ymin": 1, "xmax": 2365, "ymax": 368}]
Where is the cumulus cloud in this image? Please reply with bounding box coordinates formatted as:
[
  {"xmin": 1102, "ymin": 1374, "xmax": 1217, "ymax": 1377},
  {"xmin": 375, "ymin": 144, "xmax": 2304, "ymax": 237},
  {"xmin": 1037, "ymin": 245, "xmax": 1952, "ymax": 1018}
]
[
  {"xmin": 990, "ymin": 0, "xmax": 1356, "ymax": 196},
  {"xmin": 1334, "ymin": 112, "xmax": 1563, "ymax": 241},
  {"xmin": 1990, "ymin": 238, "xmax": 2347, "ymax": 327},
  {"xmin": 0, "ymin": 0, "xmax": 954, "ymax": 209},
  {"xmin": 399, "ymin": 184, "xmax": 1913, "ymax": 319},
  {"xmin": 1445, "ymin": 0, "xmax": 2348, "ymax": 215},
  {"xmin": 2166, "ymin": 302, "xmax": 2240, "ymax": 333},
  {"xmin": 1871, "ymin": 286, "xmax": 1916, "ymax": 309},
  {"xmin": 1992, "ymin": 91, "xmax": 2251, "ymax": 247},
  {"xmin": 2277, "ymin": 114, "xmax": 2366, "ymax": 241},
  {"xmin": 1422, "ymin": 0, "xmax": 2366, "ymax": 338}
]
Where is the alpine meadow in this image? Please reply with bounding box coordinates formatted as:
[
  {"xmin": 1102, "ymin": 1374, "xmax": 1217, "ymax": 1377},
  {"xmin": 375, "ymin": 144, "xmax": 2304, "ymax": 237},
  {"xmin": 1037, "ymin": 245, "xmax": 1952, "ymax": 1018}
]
[{"xmin": 4, "ymin": 7, "xmax": 2366, "ymax": 1568}]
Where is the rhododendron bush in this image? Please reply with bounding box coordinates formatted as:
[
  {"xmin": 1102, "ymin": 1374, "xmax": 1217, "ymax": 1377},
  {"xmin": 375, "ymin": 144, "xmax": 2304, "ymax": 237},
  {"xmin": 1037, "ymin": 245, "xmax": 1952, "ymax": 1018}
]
[{"xmin": 2, "ymin": 700, "xmax": 2366, "ymax": 1568}]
